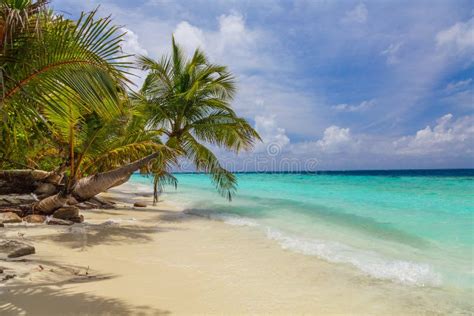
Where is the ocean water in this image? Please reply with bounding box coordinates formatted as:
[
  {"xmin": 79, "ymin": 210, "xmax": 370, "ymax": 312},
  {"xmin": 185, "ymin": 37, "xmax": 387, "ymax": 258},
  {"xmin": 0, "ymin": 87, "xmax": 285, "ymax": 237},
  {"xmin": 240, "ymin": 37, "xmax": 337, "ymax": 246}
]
[{"xmin": 130, "ymin": 170, "xmax": 474, "ymax": 293}]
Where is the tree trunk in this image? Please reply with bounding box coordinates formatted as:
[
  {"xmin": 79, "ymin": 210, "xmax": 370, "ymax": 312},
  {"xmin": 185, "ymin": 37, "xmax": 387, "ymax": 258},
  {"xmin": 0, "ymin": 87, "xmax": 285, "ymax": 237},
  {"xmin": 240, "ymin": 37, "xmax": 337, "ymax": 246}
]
[
  {"xmin": 4, "ymin": 152, "xmax": 162, "ymax": 214},
  {"xmin": 72, "ymin": 151, "xmax": 161, "ymax": 201},
  {"xmin": 33, "ymin": 192, "xmax": 69, "ymax": 214},
  {"xmin": 33, "ymin": 151, "xmax": 162, "ymax": 214}
]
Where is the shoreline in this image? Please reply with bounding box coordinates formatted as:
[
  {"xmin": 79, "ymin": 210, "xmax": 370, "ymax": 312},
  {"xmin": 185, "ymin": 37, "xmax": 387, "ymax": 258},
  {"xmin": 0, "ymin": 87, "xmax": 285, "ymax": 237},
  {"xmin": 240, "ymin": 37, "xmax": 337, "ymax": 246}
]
[{"xmin": 0, "ymin": 183, "xmax": 471, "ymax": 315}]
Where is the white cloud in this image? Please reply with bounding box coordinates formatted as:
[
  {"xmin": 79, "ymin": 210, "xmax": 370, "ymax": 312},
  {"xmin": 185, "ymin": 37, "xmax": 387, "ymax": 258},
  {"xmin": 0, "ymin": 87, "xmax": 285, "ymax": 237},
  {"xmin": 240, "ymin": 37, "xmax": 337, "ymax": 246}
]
[
  {"xmin": 172, "ymin": 13, "xmax": 270, "ymax": 73},
  {"xmin": 275, "ymin": 114, "xmax": 473, "ymax": 169},
  {"xmin": 122, "ymin": 28, "xmax": 148, "ymax": 56},
  {"xmin": 218, "ymin": 13, "xmax": 248, "ymax": 42},
  {"xmin": 333, "ymin": 99, "xmax": 376, "ymax": 112},
  {"xmin": 254, "ymin": 115, "xmax": 290, "ymax": 153},
  {"xmin": 121, "ymin": 28, "xmax": 148, "ymax": 87},
  {"xmin": 342, "ymin": 3, "xmax": 368, "ymax": 24},
  {"xmin": 436, "ymin": 17, "xmax": 474, "ymax": 54},
  {"xmin": 316, "ymin": 126, "xmax": 356, "ymax": 154},
  {"xmin": 381, "ymin": 42, "xmax": 402, "ymax": 64},
  {"xmin": 394, "ymin": 114, "xmax": 474, "ymax": 155},
  {"xmin": 174, "ymin": 21, "xmax": 206, "ymax": 52}
]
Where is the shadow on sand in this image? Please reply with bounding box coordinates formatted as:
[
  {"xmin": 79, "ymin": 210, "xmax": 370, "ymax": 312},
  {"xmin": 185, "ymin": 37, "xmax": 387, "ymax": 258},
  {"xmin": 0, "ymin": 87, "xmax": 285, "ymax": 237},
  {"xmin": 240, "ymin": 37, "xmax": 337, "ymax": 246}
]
[
  {"xmin": 29, "ymin": 208, "xmax": 205, "ymax": 251},
  {"xmin": 0, "ymin": 283, "xmax": 170, "ymax": 315},
  {"xmin": 31, "ymin": 224, "xmax": 173, "ymax": 250}
]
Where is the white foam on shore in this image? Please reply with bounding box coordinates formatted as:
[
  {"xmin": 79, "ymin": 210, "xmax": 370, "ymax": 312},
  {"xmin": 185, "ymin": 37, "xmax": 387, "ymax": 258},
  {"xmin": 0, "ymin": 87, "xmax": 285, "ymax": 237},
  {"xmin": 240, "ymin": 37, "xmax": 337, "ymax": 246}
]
[
  {"xmin": 213, "ymin": 214, "xmax": 260, "ymax": 227},
  {"xmin": 187, "ymin": 209, "xmax": 442, "ymax": 287},
  {"xmin": 185, "ymin": 210, "xmax": 260, "ymax": 227},
  {"xmin": 265, "ymin": 228, "xmax": 442, "ymax": 287}
]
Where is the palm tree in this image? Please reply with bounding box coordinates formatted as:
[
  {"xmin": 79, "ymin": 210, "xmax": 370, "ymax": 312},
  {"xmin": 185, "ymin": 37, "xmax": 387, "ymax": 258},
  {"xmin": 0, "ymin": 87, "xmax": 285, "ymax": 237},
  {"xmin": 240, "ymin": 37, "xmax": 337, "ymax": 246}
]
[
  {"xmin": 133, "ymin": 38, "xmax": 260, "ymax": 201},
  {"xmin": 33, "ymin": 98, "xmax": 176, "ymax": 213},
  {"xmin": 0, "ymin": 2, "xmax": 175, "ymax": 213},
  {"xmin": 0, "ymin": 3, "xmax": 259, "ymax": 214},
  {"xmin": 1, "ymin": 1, "xmax": 130, "ymax": 167}
]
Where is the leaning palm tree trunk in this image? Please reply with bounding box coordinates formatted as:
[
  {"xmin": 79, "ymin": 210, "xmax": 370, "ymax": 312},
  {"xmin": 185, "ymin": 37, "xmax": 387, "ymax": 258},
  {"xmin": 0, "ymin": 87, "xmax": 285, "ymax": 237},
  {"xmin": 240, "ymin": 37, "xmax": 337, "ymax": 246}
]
[
  {"xmin": 33, "ymin": 152, "xmax": 162, "ymax": 214},
  {"xmin": 73, "ymin": 151, "xmax": 162, "ymax": 200},
  {"xmin": 33, "ymin": 193, "xmax": 70, "ymax": 214}
]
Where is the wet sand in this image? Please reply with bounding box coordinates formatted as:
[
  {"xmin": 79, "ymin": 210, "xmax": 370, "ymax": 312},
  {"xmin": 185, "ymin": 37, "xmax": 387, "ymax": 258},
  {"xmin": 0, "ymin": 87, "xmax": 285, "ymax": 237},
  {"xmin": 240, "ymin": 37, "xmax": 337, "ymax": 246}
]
[{"xmin": 0, "ymin": 183, "xmax": 471, "ymax": 315}]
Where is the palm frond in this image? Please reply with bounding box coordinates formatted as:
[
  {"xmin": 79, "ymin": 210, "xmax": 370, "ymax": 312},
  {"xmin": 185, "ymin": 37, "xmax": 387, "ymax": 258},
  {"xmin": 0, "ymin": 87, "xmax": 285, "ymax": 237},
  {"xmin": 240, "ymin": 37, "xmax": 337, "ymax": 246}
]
[{"xmin": 182, "ymin": 133, "xmax": 237, "ymax": 200}]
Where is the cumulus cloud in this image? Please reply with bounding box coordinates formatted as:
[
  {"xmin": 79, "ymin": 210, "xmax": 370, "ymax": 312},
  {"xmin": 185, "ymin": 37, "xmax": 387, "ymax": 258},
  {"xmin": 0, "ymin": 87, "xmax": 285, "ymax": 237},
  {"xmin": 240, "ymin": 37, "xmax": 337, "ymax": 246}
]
[
  {"xmin": 173, "ymin": 13, "xmax": 269, "ymax": 73},
  {"xmin": 122, "ymin": 28, "xmax": 148, "ymax": 56},
  {"xmin": 394, "ymin": 114, "xmax": 474, "ymax": 156},
  {"xmin": 342, "ymin": 3, "xmax": 368, "ymax": 24},
  {"xmin": 436, "ymin": 17, "xmax": 474, "ymax": 54},
  {"xmin": 316, "ymin": 126, "xmax": 354, "ymax": 153},
  {"xmin": 274, "ymin": 114, "xmax": 473, "ymax": 169},
  {"xmin": 121, "ymin": 28, "xmax": 148, "ymax": 87},
  {"xmin": 174, "ymin": 21, "xmax": 206, "ymax": 52},
  {"xmin": 254, "ymin": 115, "xmax": 290, "ymax": 153},
  {"xmin": 333, "ymin": 99, "xmax": 376, "ymax": 112}
]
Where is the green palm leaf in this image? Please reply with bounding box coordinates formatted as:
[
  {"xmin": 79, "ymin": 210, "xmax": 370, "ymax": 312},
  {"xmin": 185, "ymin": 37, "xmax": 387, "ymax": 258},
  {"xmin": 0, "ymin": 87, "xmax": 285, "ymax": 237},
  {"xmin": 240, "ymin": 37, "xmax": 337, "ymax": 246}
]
[{"xmin": 134, "ymin": 38, "xmax": 261, "ymax": 200}]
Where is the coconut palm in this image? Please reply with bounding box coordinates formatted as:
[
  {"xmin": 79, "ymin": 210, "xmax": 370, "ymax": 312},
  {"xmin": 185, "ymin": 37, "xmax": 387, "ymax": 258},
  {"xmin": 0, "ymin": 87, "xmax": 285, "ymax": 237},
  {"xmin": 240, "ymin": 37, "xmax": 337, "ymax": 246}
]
[
  {"xmin": 0, "ymin": 2, "xmax": 130, "ymax": 166},
  {"xmin": 1, "ymin": 3, "xmax": 259, "ymax": 214},
  {"xmin": 133, "ymin": 38, "xmax": 261, "ymax": 200},
  {"xmin": 32, "ymin": 96, "xmax": 177, "ymax": 213},
  {"xmin": 0, "ymin": 2, "xmax": 175, "ymax": 213}
]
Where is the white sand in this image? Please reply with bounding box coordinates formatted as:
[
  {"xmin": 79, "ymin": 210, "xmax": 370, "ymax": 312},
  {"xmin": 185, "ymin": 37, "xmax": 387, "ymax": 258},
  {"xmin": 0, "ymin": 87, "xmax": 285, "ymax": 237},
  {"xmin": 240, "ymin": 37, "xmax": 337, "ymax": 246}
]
[{"xmin": 0, "ymin": 183, "xmax": 470, "ymax": 315}]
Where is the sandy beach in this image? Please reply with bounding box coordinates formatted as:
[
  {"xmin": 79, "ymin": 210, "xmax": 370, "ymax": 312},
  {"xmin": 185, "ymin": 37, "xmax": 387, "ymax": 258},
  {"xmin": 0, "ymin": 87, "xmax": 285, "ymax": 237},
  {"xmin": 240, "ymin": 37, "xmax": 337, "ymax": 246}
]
[
  {"xmin": 0, "ymin": 183, "xmax": 471, "ymax": 315},
  {"xmin": 1, "ymin": 0, "xmax": 472, "ymax": 314}
]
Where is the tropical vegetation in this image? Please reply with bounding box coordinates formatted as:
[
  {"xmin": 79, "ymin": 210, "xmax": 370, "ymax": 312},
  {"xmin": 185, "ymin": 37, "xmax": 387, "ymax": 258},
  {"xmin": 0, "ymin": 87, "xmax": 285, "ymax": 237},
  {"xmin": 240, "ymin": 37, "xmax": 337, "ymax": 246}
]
[{"xmin": 0, "ymin": 0, "xmax": 260, "ymax": 214}]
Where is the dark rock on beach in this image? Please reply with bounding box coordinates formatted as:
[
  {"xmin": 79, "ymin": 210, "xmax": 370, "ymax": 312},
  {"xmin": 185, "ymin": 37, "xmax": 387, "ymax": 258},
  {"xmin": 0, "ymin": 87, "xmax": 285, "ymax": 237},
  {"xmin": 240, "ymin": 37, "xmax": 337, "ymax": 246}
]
[
  {"xmin": 0, "ymin": 194, "xmax": 37, "ymax": 205},
  {"xmin": 69, "ymin": 215, "xmax": 84, "ymax": 223},
  {"xmin": 0, "ymin": 240, "xmax": 35, "ymax": 258},
  {"xmin": 133, "ymin": 202, "xmax": 147, "ymax": 208},
  {"xmin": 53, "ymin": 206, "xmax": 79, "ymax": 220},
  {"xmin": 47, "ymin": 218, "xmax": 74, "ymax": 226}
]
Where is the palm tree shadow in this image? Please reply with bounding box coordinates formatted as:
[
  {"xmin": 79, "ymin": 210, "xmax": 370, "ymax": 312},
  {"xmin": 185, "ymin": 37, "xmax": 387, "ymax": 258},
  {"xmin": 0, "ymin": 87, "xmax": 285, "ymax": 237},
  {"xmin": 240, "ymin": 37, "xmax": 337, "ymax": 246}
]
[
  {"xmin": 31, "ymin": 224, "xmax": 174, "ymax": 250},
  {"xmin": 0, "ymin": 283, "xmax": 170, "ymax": 315}
]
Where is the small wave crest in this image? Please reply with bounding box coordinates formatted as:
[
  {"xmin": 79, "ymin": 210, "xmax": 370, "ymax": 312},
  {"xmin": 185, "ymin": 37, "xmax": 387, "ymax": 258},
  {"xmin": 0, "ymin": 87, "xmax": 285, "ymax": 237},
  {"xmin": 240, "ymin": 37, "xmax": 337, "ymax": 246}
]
[
  {"xmin": 184, "ymin": 209, "xmax": 441, "ymax": 287},
  {"xmin": 185, "ymin": 209, "xmax": 259, "ymax": 227},
  {"xmin": 218, "ymin": 215, "xmax": 260, "ymax": 227},
  {"xmin": 266, "ymin": 228, "xmax": 442, "ymax": 287}
]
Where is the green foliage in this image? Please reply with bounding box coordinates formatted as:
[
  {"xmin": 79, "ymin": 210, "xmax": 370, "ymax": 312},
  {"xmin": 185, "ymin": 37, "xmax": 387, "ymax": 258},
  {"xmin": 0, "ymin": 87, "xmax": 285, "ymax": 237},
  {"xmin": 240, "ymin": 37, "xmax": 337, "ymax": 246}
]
[
  {"xmin": 0, "ymin": 2, "xmax": 260, "ymax": 202},
  {"xmin": 0, "ymin": 1, "xmax": 133, "ymax": 173},
  {"xmin": 133, "ymin": 38, "xmax": 261, "ymax": 200}
]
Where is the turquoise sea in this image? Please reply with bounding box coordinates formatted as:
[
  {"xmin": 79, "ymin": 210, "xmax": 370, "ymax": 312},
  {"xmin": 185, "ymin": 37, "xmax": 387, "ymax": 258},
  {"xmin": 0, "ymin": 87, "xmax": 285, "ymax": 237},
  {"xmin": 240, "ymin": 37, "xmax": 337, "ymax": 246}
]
[{"xmin": 131, "ymin": 170, "xmax": 473, "ymax": 294}]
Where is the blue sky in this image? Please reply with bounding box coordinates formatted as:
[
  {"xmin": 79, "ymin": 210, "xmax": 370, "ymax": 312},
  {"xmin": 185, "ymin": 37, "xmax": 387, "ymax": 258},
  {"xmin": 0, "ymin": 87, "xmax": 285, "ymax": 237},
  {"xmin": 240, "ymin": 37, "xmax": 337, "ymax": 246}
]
[{"xmin": 54, "ymin": 0, "xmax": 473, "ymax": 170}]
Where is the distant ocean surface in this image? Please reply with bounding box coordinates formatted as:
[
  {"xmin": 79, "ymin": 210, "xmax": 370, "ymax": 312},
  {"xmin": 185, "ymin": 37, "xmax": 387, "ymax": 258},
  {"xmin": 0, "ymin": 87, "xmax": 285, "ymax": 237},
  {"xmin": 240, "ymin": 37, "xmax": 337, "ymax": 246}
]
[{"xmin": 130, "ymin": 169, "xmax": 474, "ymax": 292}]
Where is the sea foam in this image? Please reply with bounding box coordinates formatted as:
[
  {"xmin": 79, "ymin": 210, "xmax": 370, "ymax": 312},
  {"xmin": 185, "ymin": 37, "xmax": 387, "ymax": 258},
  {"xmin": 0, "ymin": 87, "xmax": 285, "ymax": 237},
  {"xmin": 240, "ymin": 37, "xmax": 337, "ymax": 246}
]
[
  {"xmin": 185, "ymin": 209, "xmax": 260, "ymax": 227},
  {"xmin": 265, "ymin": 228, "xmax": 442, "ymax": 287},
  {"xmin": 189, "ymin": 209, "xmax": 442, "ymax": 287}
]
